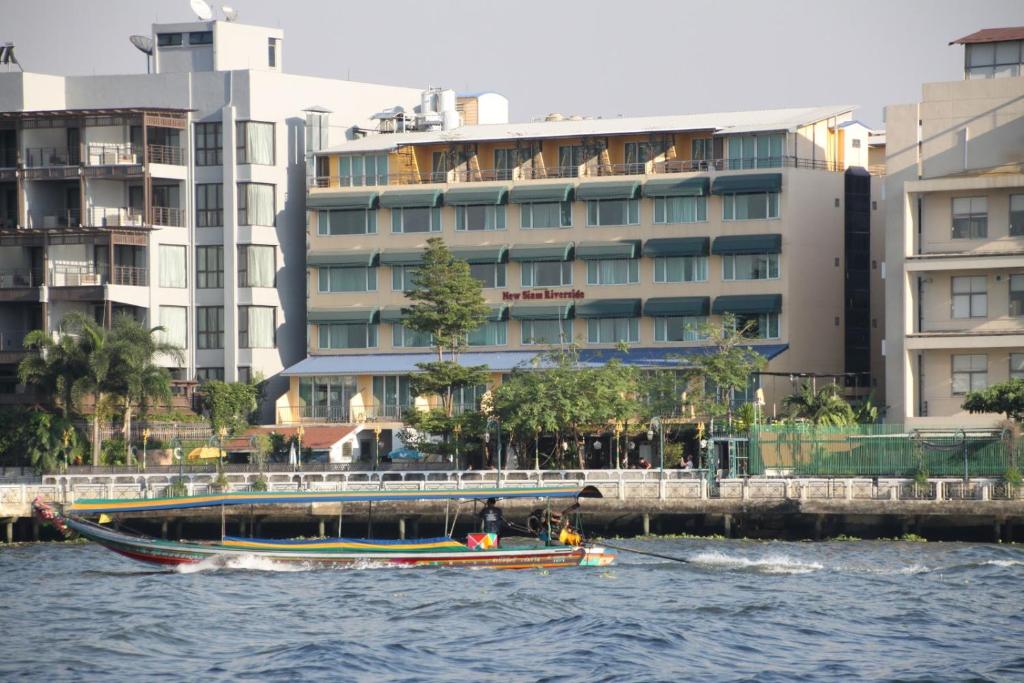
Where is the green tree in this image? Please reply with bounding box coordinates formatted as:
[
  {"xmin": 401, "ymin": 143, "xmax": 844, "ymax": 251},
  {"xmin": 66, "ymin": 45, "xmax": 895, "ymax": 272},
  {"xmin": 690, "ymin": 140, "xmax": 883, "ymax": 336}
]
[
  {"xmin": 18, "ymin": 314, "xmax": 91, "ymax": 418},
  {"xmin": 962, "ymin": 379, "xmax": 1024, "ymax": 422},
  {"xmin": 782, "ymin": 382, "xmax": 856, "ymax": 426},
  {"xmin": 4, "ymin": 410, "xmax": 83, "ymax": 473},
  {"xmin": 201, "ymin": 380, "xmax": 260, "ymax": 434},
  {"xmin": 690, "ymin": 315, "xmax": 767, "ymax": 424}
]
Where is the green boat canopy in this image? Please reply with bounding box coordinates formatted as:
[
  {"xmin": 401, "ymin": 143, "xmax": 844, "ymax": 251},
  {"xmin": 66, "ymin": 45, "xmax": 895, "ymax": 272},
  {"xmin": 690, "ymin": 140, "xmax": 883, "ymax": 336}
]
[
  {"xmin": 711, "ymin": 173, "xmax": 782, "ymax": 195},
  {"xmin": 711, "ymin": 234, "xmax": 782, "ymax": 255},
  {"xmin": 444, "ymin": 186, "xmax": 509, "ymax": 205},
  {"xmin": 378, "ymin": 189, "xmax": 443, "ymax": 208},
  {"xmin": 575, "ymin": 181, "xmax": 641, "ymax": 201},
  {"xmin": 509, "ymin": 184, "xmax": 573, "ymax": 203},
  {"xmin": 641, "ymin": 177, "xmax": 709, "ymax": 198},
  {"xmin": 508, "ymin": 242, "xmax": 573, "ymax": 261},
  {"xmin": 307, "ymin": 191, "xmax": 379, "ymax": 210},
  {"xmin": 451, "ymin": 245, "xmax": 508, "ymax": 264},
  {"xmin": 379, "ymin": 251, "xmax": 424, "ymax": 266},
  {"xmin": 642, "ymin": 237, "xmax": 710, "ymax": 258},
  {"xmin": 575, "ymin": 299, "xmax": 642, "ymax": 318},
  {"xmin": 308, "ymin": 308, "xmax": 380, "ymax": 324},
  {"xmin": 307, "ymin": 250, "xmax": 380, "ymax": 267},
  {"xmin": 712, "ymin": 294, "xmax": 783, "ymax": 314},
  {"xmin": 509, "ymin": 303, "xmax": 574, "ymax": 320},
  {"xmin": 575, "ymin": 241, "xmax": 640, "ymax": 260},
  {"xmin": 643, "ymin": 296, "xmax": 711, "ymax": 317}
]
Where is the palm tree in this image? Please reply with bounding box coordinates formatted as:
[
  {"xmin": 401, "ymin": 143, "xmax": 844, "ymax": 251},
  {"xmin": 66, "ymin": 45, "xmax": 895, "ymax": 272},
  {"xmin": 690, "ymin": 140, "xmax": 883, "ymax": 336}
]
[
  {"xmin": 18, "ymin": 316, "xmax": 91, "ymax": 418},
  {"xmin": 783, "ymin": 382, "xmax": 856, "ymax": 426},
  {"xmin": 70, "ymin": 314, "xmax": 116, "ymax": 466}
]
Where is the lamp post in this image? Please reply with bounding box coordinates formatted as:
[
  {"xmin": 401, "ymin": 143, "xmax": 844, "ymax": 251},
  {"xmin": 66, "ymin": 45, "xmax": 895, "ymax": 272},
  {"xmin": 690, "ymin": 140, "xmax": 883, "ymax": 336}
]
[
  {"xmin": 649, "ymin": 416, "xmax": 663, "ymax": 481},
  {"xmin": 218, "ymin": 426, "xmax": 227, "ymax": 461},
  {"xmin": 295, "ymin": 424, "xmax": 305, "ymax": 470},
  {"xmin": 62, "ymin": 427, "xmax": 72, "ymax": 473},
  {"xmin": 593, "ymin": 439, "xmax": 602, "ymax": 469},
  {"xmin": 452, "ymin": 423, "xmax": 461, "ymax": 469},
  {"xmin": 141, "ymin": 428, "xmax": 150, "ymax": 471},
  {"xmin": 483, "ymin": 430, "xmax": 490, "ymax": 471},
  {"xmin": 374, "ymin": 425, "xmax": 382, "ymax": 470},
  {"xmin": 486, "ymin": 417, "xmax": 502, "ymax": 487},
  {"xmin": 171, "ymin": 436, "xmax": 183, "ymax": 488},
  {"xmin": 614, "ymin": 422, "xmax": 623, "ymax": 469}
]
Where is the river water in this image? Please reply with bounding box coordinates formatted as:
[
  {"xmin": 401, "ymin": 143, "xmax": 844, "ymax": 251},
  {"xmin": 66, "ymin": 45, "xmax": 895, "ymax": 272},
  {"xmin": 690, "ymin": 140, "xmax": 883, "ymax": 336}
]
[{"xmin": 2, "ymin": 539, "xmax": 1022, "ymax": 682}]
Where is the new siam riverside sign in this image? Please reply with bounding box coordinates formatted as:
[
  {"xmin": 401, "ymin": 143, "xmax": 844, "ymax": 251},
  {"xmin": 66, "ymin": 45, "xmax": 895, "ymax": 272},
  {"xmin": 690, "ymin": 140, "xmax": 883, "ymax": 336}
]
[{"xmin": 501, "ymin": 289, "xmax": 585, "ymax": 301}]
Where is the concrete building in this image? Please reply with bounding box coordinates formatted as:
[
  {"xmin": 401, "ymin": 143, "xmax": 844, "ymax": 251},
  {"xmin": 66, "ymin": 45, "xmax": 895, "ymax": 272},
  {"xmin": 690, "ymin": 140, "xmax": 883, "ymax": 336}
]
[
  {"xmin": 884, "ymin": 27, "xmax": 1024, "ymax": 427},
  {"xmin": 278, "ymin": 103, "xmax": 881, "ymax": 435},
  {"xmin": 0, "ymin": 18, "xmax": 426, "ymax": 416}
]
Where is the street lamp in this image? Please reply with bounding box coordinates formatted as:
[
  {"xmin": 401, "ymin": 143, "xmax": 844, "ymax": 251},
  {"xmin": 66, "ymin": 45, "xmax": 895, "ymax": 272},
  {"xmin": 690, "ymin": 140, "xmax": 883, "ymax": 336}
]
[
  {"xmin": 62, "ymin": 427, "xmax": 73, "ymax": 473},
  {"xmin": 141, "ymin": 428, "xmax": 151, "ymax": 471},
  {"xmin": 649, "ymin": 416, "xmax": 664, "ymax": 482},
  {"xmin": 452, "ymin": 423, "xmax": 462, "ymax": 469},
  {"xmin": 613, "ymin": 422, "xmax": 623, "ymax": 469},
  {"xmin": 373, "ymin": 425, "xmax": 382, "ymax": 470},
  {"xmin": 218, "ymin": 426, "xmax": 228, "ymax": 461},
  {"xmin": 295, "ymin": 424, "xmax": 305, "ymax": 470},
  {"xmin": 171, "ymin": 436, "xmax": 183, "ymax": 488},
  {"xmin": 486, "ymin": 417, "xmax": 502, "ymax": 487}
]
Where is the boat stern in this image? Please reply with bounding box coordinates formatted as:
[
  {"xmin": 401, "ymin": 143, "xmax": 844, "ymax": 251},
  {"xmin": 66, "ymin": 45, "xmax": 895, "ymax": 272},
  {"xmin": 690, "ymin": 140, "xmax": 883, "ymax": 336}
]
[{"xmin": 579, "ymin": 546, "xmax": 616, "ymax": 567}]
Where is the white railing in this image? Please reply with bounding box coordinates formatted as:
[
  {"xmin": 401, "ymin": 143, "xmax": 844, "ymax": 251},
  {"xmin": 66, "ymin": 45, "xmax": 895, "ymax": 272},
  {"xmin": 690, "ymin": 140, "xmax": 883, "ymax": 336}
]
[{"xmin": 86, "ymin": 142, "xmax": 139, "ymax": 166}]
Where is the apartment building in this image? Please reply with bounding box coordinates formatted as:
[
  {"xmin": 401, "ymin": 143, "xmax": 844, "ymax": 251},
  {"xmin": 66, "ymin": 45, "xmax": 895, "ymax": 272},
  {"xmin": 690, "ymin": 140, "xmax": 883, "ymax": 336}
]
[
  {"xmin": 278, "ymin": 103, "xmax": 878, "ymax": 430},
  {"xmin": 884, "ymin": 27, "xmax": 1024, "ymax": 427},
  {"xmin": 0, "ymin": 19, "xmax": 424, "ymax": 416}
]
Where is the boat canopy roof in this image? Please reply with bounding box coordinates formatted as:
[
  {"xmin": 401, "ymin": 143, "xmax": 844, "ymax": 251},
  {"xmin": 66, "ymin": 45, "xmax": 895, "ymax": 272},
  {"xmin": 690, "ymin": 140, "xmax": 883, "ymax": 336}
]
[{"xmin": 68, "ymin": 485, "xmax": 603, "ymax": 515}]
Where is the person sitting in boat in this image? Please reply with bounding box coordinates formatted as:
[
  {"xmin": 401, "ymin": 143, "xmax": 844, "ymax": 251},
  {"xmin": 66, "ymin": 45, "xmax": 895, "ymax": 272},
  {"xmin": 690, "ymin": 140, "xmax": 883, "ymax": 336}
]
[{"xmin": 478, "ymin": 498, "xmax": 505, "ymax": 539}]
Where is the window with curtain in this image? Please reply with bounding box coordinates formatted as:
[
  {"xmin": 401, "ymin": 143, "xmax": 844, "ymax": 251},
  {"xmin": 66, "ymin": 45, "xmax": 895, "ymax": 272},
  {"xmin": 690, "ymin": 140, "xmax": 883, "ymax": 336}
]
[
  {"xmin": 951, "ymin": 197, "xmax": 988, "ymax": 239},
  {"xmin": 339, "ymin": 153, "xmax": 389, "ymax": 186},
  {"xmin": 158, "ymin": 245, "xmax": 187, "ymax": 288},
  {"xmin": 238, "ymin": 245, "xmax": 275, "ymax": 288},
  {"xmin": 194, "ymin": 122, "xmax": 222, "ymax": 166},
  {"xmin": 727, "ymin": 133, "xmax": 784, "ymax": 169},
  {"xmin": 587, "ymin": 258, "xmax": 639, "ymax": 285},
  {"xmin": 557, "ymin": 145, "xmax": 584, "ymax": 177},
  {"xmin": 391, "ymin": 207, "xmax": 441, "ymax": 233},
  {"xmin": 393, "ymin": 323, "xmax": 433, "ymax": 348},
  {"xmin": 196, "ymin": 367, "xmax": 224, "ymax": 382},
  {"xmin": 1010, "ymin": 195, "xmax": 1024, "ymax": 237},
  {"xmin": 318, "ymin": 208, "xmax": 376, "ymax": 235},
  {"xmin": 655, "ymin": 316, "xmax": 708, "ymax": 342},
  {"xmin": 196, "ymin": 246, "xmax": 223, "ymax": 289},
  {"xmin": 319, "ymin": 323, "xmax": 378, "ymax": 349},
  {"xmin": 236, "ymin": 121, "xmax": 275, "ymax": 165},
  {"xmin": 392, "ymin": 265, "xmax": 418, "ymax": 292},
  {"xmin": 1011, "ymin": 353, "xmax": 1024, "ymax": 381},
  {"xmin": 239, "ymin": 306, "xmax": 276, "ymax": 348},
  {"xmin": 520, "ymin": 201, "xmax": 572, "ymax": 229},
  {"xmin": 723, "ymin": 193, "xmax": 780, "ymax": 220},
  {"xmin": 467, "ymin": 320, "xmax": 507, "ymax": 346},
  {"xmin": 196, "ymin": 183, "xmax": 223, "ymax": 227},
  {"xmin": 587, "ymin": 199, "xmax": 639, "ymax": 226},
  {"xmin": 654, "ymin": 196, "xmax": 707, "ymax": 223},
  {"xmin": 197, "ymin": 306, "xmax": 224, "ymax": 349},
  {"xmin": 237, "ymin": 183, "xmax": 275, "ymax": 226},
  {"xmin": 654, "ymin": 256, "xmax": 708, "ymax": 283},
  {"xmin": 521, "ymin": 319, "xmax": 571, "ymax": 345},
  {"xmin": 469, "ymin": 263, "xmax": 506, "ymax": 288},
  {"xmin": 587, "ymin": 318, "xmax": 638, "ymax": 343},
  {"xmin": 318, "ymin": 266, "xmax": 377, "ymax": 292},
  {"xmin": 521, "ymin": 260, "xmax": 572, "ymax": 287},
  {"xmin": 158, "ymin": 306, "xmax": 187, "ymax": 349},
  {"xmin": 455, "ymin": 204, "xmax": 506, "ymax": 231},
  {"xmin": 722, "ymin": 254, "xmax": 780, "ymax": 280}
]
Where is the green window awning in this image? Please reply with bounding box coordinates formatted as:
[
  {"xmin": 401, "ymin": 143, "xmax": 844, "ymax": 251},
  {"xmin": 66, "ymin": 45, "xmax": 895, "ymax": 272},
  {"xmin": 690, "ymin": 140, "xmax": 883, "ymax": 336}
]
[
  {"xmin": 575, "ymin": 181, "xmax": 641, "ymax": 201},
  {"xmin": 711, "ymin": 234, "xmax": 782, "ymax": 255},
  {"xmin": 508, "ymin": 242, "xmax": 573, "ymax": 262},
  {"xmin": 487, "ymin": 304, "xmax": 509, "ymax": 321},
  {"xmin": 641, "ymin": 177, "xmax": 709, "ymax": 198},
  {"xmin": 308, "ymin": 308, "xmax": 379, "ymax": 324},
  {"xmin": 509, "ymin": 303, "xmax": 574, "ymax": 320},
  {"xmin": 575, "ymin": 299, "xmax": 641, "ymax": 319},
  {"xmin": 307, "ymin": 250, "xmax": 379, "ymax": 267},
  {"xmin": 444, "ymin": 186, "xmax": 508, "ymax": 205},
  {"xmin": 379, "ymin": 307, "xmax": 409, "ymax": 323},
  {"xmin": 575, "ymin": 241, "xmax": 639, "ymax": 260},
  {"xmin": 379, "ymin": 251, "xmax": 424, "ymax": 266},
  {"xmin": 509, "ymin": 184, "xmax": 573, "ymax": 203},
  {"xmin": 451, "ymin": 246, "xmax": 509, "ymax": 264},
  {"xmin": 378, "ymin": 189, "xmax": 442, "ymax": 208},
  {"xmin": 643, "ymin": 297, "xmax": 710, "ymax": 317},
  {"xmin": 712, "ymin": 294, "xmax": 783, "ymax": 315},
  {"xmin": 642, "ymin": 238, "xmax": 709, "ymax": 258},
  {"xmin": 711, "ymin": 173, "xmax": 782, "ymax": 195},
  {"xmin": 307, "ymin": 191, "xmax": 379, "ymax": 210}
]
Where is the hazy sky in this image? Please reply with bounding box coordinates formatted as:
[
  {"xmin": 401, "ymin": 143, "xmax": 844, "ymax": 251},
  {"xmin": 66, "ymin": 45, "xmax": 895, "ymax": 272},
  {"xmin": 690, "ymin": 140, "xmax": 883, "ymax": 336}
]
[{"xmin": 3, "ymin": 0, "xmax": 1023, "ymax": 127}]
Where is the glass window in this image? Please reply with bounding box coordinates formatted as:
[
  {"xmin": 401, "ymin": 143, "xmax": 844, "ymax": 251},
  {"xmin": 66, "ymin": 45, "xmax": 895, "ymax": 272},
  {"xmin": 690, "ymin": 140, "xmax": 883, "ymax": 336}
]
[
  {"xmin": 521, "ymin": 201, "xmax": 572, "ymax": 229},
  {"xmin": 393, "ymin": 323, "xmax": 433, "ymax": 348},
  {"xmin": 521, "ymin": 319, "xmax": 572, "ymax": 345},
  {"xmin": 158, "ymin": 306, "xmax": 187, "ymax": 349},
  {"xmin": 655, "ymin": 316, "xmax": 707, "ymax": 342},
  {"xmin": 521, "ymin": 260, "xmax": 572, "ymax": 287},
  {"xmin": 732, "ymin": 313, "xmax": 780, "ymax": 340},
  {"xmin": 196, "ymin": 246, "xmax": 223, "ymax": 289},
  {"xmin": 373, "ymin": 375, "xmax": 412, "ymax": 418},
  {"xmin": 966, "ymin": 42, "xmax": 1023, "ymax": 78},
  {"xmin": 456, "ymin": 204, "xmax": 506, "ymax": 231},
  {"xmin": 157, "ymin": 33, "xmax": 182, "ymax": 47},
  {"xmin": 318, "ymin": 266, "xmax": 377, "ymax": 292},
  {"xmin": 952, "ymin": 354, "xmax": 987, "ymax": 395},
  {"xmin": 236, "ymin": 122, "xmax": 274, "ymax": 165},
  {"xmin": 951, "ymin": 276, "xmax": 987, "ymax": 319},
  {"xmin": 1011, "ymin": 353, "xmax": 1024, "ymax": 381},
  {"xmin": 391, "ymin": 207, "xmax": 441, "ymax": 233},
  {"xmin": 189, "ymin": 31, "xmax": 213, "ymax": 45},
  {"xmin": 654, "ymin": 256, "xmax": 708, "ymax": 283},
  {"xmin": 340, "ymin": 154, "xmax": 389, "ymax": 186},
  {"xmin": 1010, "ymin": 195, "xmax": 1024, "ymax": 237},
  {"xmin": 495, "ymin": 148, "xmax": 529, "ymax": 181},
  {"xmin": 158, "ymin": 245, "xmax": 187, "ymax": 288},
  {"xmin": 238, "ymin": 367, "xmax": 252, "ymax": 384},
  {"xmin": 587, "ymin": 258, "xmax": 639, "ymax": 285},
  {"xmin": 453, "ymin": 384, "xmax": 488, "ymax": 414},
  {"xmin": 318, "ymin": 208, "xmax": 376, "ymax": 235},
  {"xmin": 197, "ymin": 306, "xmax": 224, "ymax": 350},
  {"xmin": 196, "ymin": 183, "xmax": 223, "ymax": 226},
  {"xmin": 654, "ymin": 196, "xmax": 707, "ymax": 224},
  {"xmin": 587, "ymin": 199, "xmax": 640, "ymax": 226},
  {"xmin": 722, "ymin": 254, "xmax": 780, "ymax": 280},
  {"xmin": 951, "ymin": 197, "xmax": 988, "ymax": 239},
  {"xmin": 237, "ymin": 183, "xmax": 275, "ymax": 226},
  {"xmin": 319, "ymin": 323, "xmax": 378, "ymax": 349},
  {"xmin": 691, "ymin": 138, "xmax": 716, "ymax": 163},
  {"xmin": 239, "ymin": 306, "xmax": 275, "ymax": 348},
  {"xmin": 238, "ymin": 245, "xmax": 275, "ymax": 288},
  {"xmin": 392, "ymin": 265, "xmax": 418, "ymax": 292},
  {"xmin": 194, "ymin": 123, "xmax": 222, "ymax": 166},
  {"xmin": 557, "ymin": 145, "xmax": 584, "ymax": 177},
  {"xmin": 196, "ymin": 367, "xmax": 224, "ymax": 383},
  {"xmin": 267, "ymin": 38, "xmax": 277, "ymax": 67},
  {"xmin": 624, "ymin": 142, "xmax": 657, "ymax": 174},
  {"xmin": 430, "ymin": 151, "xmax": 448, "ymax": 183},
  {"xmin": 587, "ymin": 318, "xmax": 638, "ymax": 343},
  {"xmin": 1010, "ymin": 275, "xmax": 1024, "ymax": 317},
  {"xmin": 727, "ymin": 133, "xmax": 784, "ymax": 169},
  {"xmin": 468, "ymin": 320, "xmax": 507, "ymax": 346},
  {"xmin": 723, "ymin": 193, "xmax": 780, "ymax": 220},
  {"xmin": 469, "ymin": 263, "xmax": 506, "ymax": 288}
]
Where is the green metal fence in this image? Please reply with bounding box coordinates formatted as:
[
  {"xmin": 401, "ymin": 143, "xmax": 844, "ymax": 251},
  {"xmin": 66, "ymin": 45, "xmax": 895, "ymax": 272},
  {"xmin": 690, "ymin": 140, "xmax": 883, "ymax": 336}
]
[{"xmin": 748, "ymin": 424, "xmax": 1021, "ymax": 477}]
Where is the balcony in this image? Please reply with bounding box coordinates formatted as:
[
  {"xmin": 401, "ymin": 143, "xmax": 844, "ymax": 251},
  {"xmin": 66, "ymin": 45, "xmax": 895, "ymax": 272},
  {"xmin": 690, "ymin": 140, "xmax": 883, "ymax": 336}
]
[
  {"xmin": 0, "ymin": 269, "xmax": 42, "ymax": 288},
  {"xmin": 147, "ymin": 144, "xmax": 185, "ymax": 166},
  {"xmin": 86, "ymin": 142, "xmax": 139, "ymax": 166},
  {"xmin": 0, "ymin": 329, "xmax": 29, "ymax": 363},
  {"xmin": 279, "ymin": 402, "xmax": 412, "ymax": 425},
  {"xmin": 150, "ymin": 206, "xmax": 185, "ymax": 227},
  {"xmin": 87, "ymin": 207, "xmax": 145, "ymax": 228},
  {"xmin": 28, "ymin": 209, "xmax": 81, "ymax": 229},
  {"xmin": 48, "ymin": 264, "xmax": 147, "ymax": 288},
  {"xmin": 24, "ymin": 147, "xmax": 78, "ymax": 168}
]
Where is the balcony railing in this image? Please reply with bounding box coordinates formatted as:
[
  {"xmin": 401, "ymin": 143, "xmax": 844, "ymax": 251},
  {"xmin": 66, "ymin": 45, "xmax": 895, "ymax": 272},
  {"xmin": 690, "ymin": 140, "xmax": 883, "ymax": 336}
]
[
  {"xmin": 150, "ymin": 206, "xmax": 185, "ymax": 227},
  {"xmin": 24, "ymin": 147, "xmax": 79, "ymax": 168},
  {"xmin": 29, "ymin": 209, "xmax": 81, "ymax": 229},
  {"xmin": 86, "ymin": 143, "xmax": 139, "ymax": 166},
  {"xmin": 280, "ymin": 403, "xmax": 413, "ymax": 424},
  {"xmin": 0, "ymin": 268, "xmax": 42, "ymax": 288},
  {"xmin": 111, "ymin": 265, "xmax": 147, "ymax": 287},
  {"xmin": 49, "ymin": 264, "xmax": 105, "ymax": 287},
  {"xmin": 87, "ymin": 207, "xmax": 144, "ymax": 228},
  {"xmin": 147, "ymin": 144, "xmax": 185, "ymax": 165}
]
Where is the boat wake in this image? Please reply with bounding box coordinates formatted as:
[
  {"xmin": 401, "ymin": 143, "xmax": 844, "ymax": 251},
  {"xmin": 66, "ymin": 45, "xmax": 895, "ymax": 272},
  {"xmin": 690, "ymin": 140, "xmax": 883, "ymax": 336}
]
[
  {"xmin": 689, "ymin": 550, "xmax": 824, "ymax": 575},
  {"xmin": 176, "ymin": 554, "xmax": 310, "ymax": 574}
]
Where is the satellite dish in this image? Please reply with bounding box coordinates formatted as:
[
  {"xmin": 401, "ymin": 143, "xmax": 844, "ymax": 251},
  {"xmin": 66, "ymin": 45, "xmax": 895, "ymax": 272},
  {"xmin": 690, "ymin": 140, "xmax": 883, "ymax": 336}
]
[
  {"xmin": 190, "ymin": 0, "xmax": 214, "ymax": 20},
  {"xmin": 129, "ymin": 34, "xmax": 154, "ymax": 56},
  {"xmin": 222, "ymin": 5, "xmax": 238, "ymax": 21}
]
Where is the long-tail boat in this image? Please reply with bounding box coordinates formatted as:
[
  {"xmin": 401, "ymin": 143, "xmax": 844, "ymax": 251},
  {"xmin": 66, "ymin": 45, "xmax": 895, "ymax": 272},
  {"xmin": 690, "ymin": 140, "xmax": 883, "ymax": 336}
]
[{"xmin": 33, "ymin": 485, "xmax": 614, "ymax": 570}]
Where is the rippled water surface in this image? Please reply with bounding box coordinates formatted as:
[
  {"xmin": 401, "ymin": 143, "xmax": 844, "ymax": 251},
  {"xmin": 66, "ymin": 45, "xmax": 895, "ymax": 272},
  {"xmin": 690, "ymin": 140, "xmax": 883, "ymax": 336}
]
[{"xmin": 3, "ymin": 539, "xmax": 1023, "ymax": 682}]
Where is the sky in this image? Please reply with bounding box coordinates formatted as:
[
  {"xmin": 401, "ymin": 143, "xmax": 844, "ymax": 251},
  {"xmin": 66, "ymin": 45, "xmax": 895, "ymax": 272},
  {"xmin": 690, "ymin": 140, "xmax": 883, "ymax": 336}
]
[{"xmin": 2, "ymin": 0, "xmax": 1023, "ymax": 127}]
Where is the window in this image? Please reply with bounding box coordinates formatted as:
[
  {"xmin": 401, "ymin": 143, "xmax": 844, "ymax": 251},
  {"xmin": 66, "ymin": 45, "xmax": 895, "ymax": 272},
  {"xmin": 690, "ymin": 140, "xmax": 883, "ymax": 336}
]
[
  {"xmin": 189, "ymin": 31, "xmax": 213, "ymax": 45},
  {"xmin": 852, "ymin": 138, "xmax": 862, "ymax": 149},
  {"xmin": 1010, "ymin": 195, "xmax": 1024, "ymax": 237},
  {"xmin": 587, "ymin": 198, "xmax": 639, "ymax": 226},
  {"xmin": 373, "ymin": 375, "xmax": 412, "ymax": 418},
  {"xmin": 431, "ymin": 151, "xmax": 448, "ymax": 183},
  {"xmin": 453, "ymin": 384, "xmax": 488, "ymax": 414},
  {"xmin": 655, "ymin": 316, "xmax": 708, "ymax": 342},
  {"xmin": 196, "ymin": 246, "xmax": 223, "ymax": 289},
  {"xmin": 624, "ymin": 142, "xmax": 656, "ymax": 174},
  {"xmin": 587, "ymin": 258, "xmax": 639, "ymax": 285},
  {"xmin": 521, "ymin": 260, "xmax": 572, "ymax": 287},
  {"xmin": 157, "ymin": 33, "xmax": 182, "ymax": 47},
  {"xmin": 237, "ymin": 183, "xmax": 275, "ymax": 226},
  {"xmin": 456, "ymin": 204, "xmax": 506, "ymax": 231},
  {"xmin": 1011, "ymin": 353, "xmax": 1024, "ymax": 381},
  {"xmin": 236, "ymin": 122, "xmax": 274, "ymax": 165},
  {"xmin": 495, "ymin": 148, "xmax": 528, "ymax": 181},
  {"xmin": 587, "ymin": 318, "xmax": 639, "ymax": 343},
  {"xmin": 1010, "ymin": 275, "xmax": 1024, "ymax": 317},
  {"xmin": 319, "ymin": 323, "xmax": 377, "ymax": 349},
  {"xmin": 521, "ymin": 201, "xmax": 572, "ymax": 229},
  {"xmin": 158, "ymin": 245, "xmax": 187, "ymax": 288},
  {"xmin": 197, "ymin": 306, "xmax": 224, "ymax": 349},
  {"xmin": 691, "ymin": 138, "xmax": 716, "ymax": 163},
  {"xmin": 727, "ymin": 133, "xmax": 784, "ymax": 169},
  {"xmin": 393, "ymin": 323, "xmax": 433, "ymax": 348},
  {"xmin": 951, "ymin": 276, "xmax": 987, "ymax": 319},
  {"xmin": 340, "ymin": 154, "xmax": 389, "ymax": 186},
  {"xmin": 558, "ymin": 145, "xmax": 585, "ymax": 177},
  {"xmin": 194, "ymin": 123, "xmax": 222, "ymax": 166},
  {"xmin": 654, "ymin": 196, "xmax": 707, "ymax": 224},
  {"xmin": 196, "ymin": 183, "xmax": 223, "ymax": 226},
  {"xmin": 723, "ymin": 193, "xmax": 780, "ymax": 220},
  {"xmin": 391, "ymin": 207, "xmax": 441, "ymax": 233},
  {"xmin": 966, "ymin": 41, "xmax": 1022, "ymax": 79},
  {"xmin": 722, "ymin": 254, "xmax": 780, "ymax": 280},
  {"xmin": 469, "ymin": 263, "xmax": 506, "ymax": 288},
  {"xmin": 392, "ymin": 265, "xmax": 418, "ymax": 292},
  {"xmin": 238, "ymin": 367, "xmax": 252, "ymax": 384},
  {"xmin": 239, "ymin": 306, "xmax": 275, "ymax": 348},
  {"xmin": 951, "ymin": 197, "xmax": 987, "ymax": 239},
  {"xmin": 318, "ymin": 266, "xmax": 377, "ymax": 292},
  {"xmin": 196, "ymin": 367, "xmax": 224, "ymax": 383},
  {"xmin": 654, "ymin": 256, "xmax": 708, "ymax": 283},
  {"xmin": 238, "ymin": 245, "xmax": 275, "ymax": 288},
  {"xmin": 318, "ymin": 208, "xmax": 376, "ymax": 235},
  {"xmin": 268, "ymin": 38, "xmax": 277, "ymax": 68},
  {"xmin": 158, "ymin": 306, "xmax": 187, "ymax": 349},
  {"xmin": 952, "ymin": 354, "xmax": 987, "ymax": 395},
  {"xmin": 468, "ymin": 320, "xmax": 507, "ymax": 346},
  {"xmin": 521, "ymin": 319, "xmax": 572, "ymax": 345},
  {"xmin": 733, "ymin": 313, "xmax": 780, "ymax": 340}
]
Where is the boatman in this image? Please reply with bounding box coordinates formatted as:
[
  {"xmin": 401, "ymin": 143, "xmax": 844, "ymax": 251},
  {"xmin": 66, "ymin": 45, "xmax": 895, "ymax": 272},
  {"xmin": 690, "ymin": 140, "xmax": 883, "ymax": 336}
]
[{"xmin": 478, "ymin": 497, "xmax": 505, "ymax": 540}]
